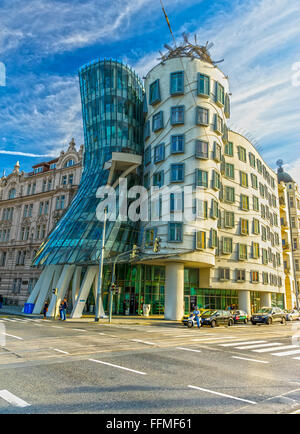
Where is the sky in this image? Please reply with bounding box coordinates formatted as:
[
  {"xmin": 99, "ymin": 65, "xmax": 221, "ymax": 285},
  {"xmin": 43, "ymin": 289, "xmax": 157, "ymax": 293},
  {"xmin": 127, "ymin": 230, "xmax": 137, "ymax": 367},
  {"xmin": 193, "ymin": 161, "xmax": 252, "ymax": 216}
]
[{"xmin": 0, "ymin": 0, "xmax": 300, "ymax": 183}]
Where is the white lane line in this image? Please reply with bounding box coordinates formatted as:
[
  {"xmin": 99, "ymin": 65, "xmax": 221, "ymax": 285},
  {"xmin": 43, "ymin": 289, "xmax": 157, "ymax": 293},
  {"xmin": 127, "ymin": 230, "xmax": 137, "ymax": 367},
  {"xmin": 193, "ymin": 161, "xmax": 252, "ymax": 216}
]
[
  {"xmin": 98, "ymin": 333, "xmax": 107, "ymax": 335},
  {"xmin": 0, "ymin": 390, "xmax": 30, "ymax": 407},
  {"xmin": 293, "ymin": 357, "xmax": 300, "ymax": 361},
  {"xmin": 254, "ymin": 345, "xmax": 300, "ymax": 353},
  {"xmin": 3, "ymin": 333, "xmax": 23, "ymax": 340},
  {"xmin": 53, "ymin": 348, "xmax": 70, "ymax": 355},
  {"xmin": 235, "ymin": 342, "xmax": 283, "ymax": 350},
  {"xmin": 188, "ymin": 385, "xmax": 256, "ymax": 405},
  {"xmin": 176, "ymin": 347, "xmax": 202, "ymax": 353},
  {"xmin": 71, "ymin": 329, "xmax": 86, "ymax": 332},
  {"xmin": 219, "ymin": 340, "xmax": 266, "ymax": 347},
  {"xmin": 191, "ymin": 337, "xmax": 237, "ymax": 342},
  {"xmin": 131, "ymin": 339, "xmax": 155, "ymax": 346},
  {"xmin": 89, "ymin": 359, "xmax": 147, "ymax": 375},
  {"xmin": 272, "ymin": 349, "xmax": 300, "ymax": 357},
  {"xmin": 51, "ymin": 326, "xmax": 63, "ymax": 329},
  {"xmin": 232, "ymin": 356, "xmax": 269, "ymax": 364}
]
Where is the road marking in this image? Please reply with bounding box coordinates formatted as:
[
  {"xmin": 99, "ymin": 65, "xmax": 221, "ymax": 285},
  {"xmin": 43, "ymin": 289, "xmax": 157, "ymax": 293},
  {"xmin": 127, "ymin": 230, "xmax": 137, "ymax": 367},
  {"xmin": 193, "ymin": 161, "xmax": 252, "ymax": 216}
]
[
  {"xmin": 254, "ymin": 345, "xmax": 300, "ymax": 353},
  {"xmin": 235, "ymin": 342, "xmax": 283, "ymax": 350},
  {"xmin": 0, "ymin": 390, "xmax": 30, "ymax": 407},
  {"xmin": 232, "ymin": 356, "xmax": 269, "ymax": 364},
  {"xmin": 51, "ymin": 326, "xmax": 63, "ymax": 329},
  {"xmin": 272, "ymin": 349, "xmax": 300, "ymax": 357},
  {"xmin": 71, "ymin": 328, "xmax": 86, "ymax": 332},
  {"xmin": 191, "ymin": 337, "xmax": 237, "ymax": 342},
  {"xmin": 1, "ymin": 318, "xmax": 17, "ymax": 322},
  {"xmin": 53, "ymin": 348, "xmax": 70, "ymax": 355},
  {"xmin": 188, "ymin": 385, "xmax": 256, "ymax": 405},
  {"xmin": 3, "ymin": 333, "xmax": 23, "ymax": 340},
  {"xmin": 131, "ymin": 339, "xmax": 155, "ymax": 345},
  {"xmin": 219, "ymin": 340, "xmax": 266, "ymax": 347},
  {"xmin": 293, "ymin": 358, "xmax": 300, "ymax": 361},
  {"xmin": 176, "ymin": 347, "xmax": 202, "ymax": 353},
  {"xmin": 88, "ymin": 359, "xmax": 147, "ymax": 375}
]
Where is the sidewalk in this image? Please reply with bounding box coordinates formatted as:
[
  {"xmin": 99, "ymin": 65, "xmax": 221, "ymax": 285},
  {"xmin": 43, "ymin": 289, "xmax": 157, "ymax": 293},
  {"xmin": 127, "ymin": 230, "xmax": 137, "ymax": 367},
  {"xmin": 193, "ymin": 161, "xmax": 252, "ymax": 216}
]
[{"xmin": 0, "ymin": 305, "xmax": 180, "ymax": 326}]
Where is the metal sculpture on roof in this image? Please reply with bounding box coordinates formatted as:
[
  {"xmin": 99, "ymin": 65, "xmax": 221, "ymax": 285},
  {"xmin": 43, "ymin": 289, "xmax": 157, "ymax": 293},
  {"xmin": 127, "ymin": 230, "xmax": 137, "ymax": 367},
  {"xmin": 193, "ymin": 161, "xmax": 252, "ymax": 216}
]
[{"xmin": 158, "ymin": 33, "xmax": 224, "ymax": 66}]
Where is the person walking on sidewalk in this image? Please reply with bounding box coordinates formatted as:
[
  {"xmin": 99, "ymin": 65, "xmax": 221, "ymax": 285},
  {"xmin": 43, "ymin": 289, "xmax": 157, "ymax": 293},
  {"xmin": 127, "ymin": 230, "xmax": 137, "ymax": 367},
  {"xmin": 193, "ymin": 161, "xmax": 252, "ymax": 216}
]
[
  {"xmin": 43, "ymin": 302, "xmax": 48, "ymax": 319},
  {"xmin": 61, "ymin": 298, "xmax": 67, "ymax": 321},
  {"xmin": 0, "ymin": 294, "xmax": 3, "ymax": 309}
]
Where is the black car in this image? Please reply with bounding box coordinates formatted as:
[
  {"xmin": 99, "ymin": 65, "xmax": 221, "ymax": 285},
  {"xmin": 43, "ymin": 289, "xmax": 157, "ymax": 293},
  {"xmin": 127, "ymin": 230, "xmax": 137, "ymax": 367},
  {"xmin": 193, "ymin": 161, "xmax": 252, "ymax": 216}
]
[
  {"xmin": 201, "ymin": 310, "xmax": 234, "ymax": 327},
  {"xmin": 251, "ymin": 307, "xmax": 286, "ymax": 325}
]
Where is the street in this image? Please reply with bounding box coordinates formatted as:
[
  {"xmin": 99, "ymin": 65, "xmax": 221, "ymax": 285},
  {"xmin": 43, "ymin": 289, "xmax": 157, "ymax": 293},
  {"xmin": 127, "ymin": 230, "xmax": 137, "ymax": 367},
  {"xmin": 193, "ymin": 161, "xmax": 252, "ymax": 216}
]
[{"xmin": 1, "ymin": 314, "xmax": 300, "ymax": 414}]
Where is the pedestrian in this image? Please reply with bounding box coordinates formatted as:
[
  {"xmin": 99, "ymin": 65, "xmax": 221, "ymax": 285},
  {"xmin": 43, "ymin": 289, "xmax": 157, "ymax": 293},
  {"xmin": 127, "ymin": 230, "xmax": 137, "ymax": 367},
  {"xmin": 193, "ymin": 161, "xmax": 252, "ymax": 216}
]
[
  {"xmin": 62, "ymin": 298, "xmax": 67, "ymax": 321},
  {"xmin": 193, "ymin": 305, "xmax": 201, "ymax": 329},
  {"xmin": 43, "ymin": 302, "xmax": 48, "ymax": 319},
  {"xmin": 59, "ymin": 302, "xmax": 64, "ymax": 320},
  {"xmin": 0, "ymin": 294, "xmax": 3, "ymax": 309}
]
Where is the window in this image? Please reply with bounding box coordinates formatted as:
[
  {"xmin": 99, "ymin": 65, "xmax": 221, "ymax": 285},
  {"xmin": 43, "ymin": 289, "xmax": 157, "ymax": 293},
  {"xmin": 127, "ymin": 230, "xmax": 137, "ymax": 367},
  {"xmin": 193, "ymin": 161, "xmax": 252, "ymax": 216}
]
[
  {"xmin": 262, "ymin": 249, "xmax": 268, "ymax": 265},
  {"xmin": 171, "ymin": 106, "xmax": 184, "ymax": 125},
  {"xmin": 262, "ymin": 272, "xmax": 269, "ymax": 285},
  {"xmin": 196, "ymin": 231, "xmax": 206, "ymax": 249},
  {"xmin": 196, "ymin": 169, "xmax": 208, "ymax": 188},
  {"xmin": 196, "ymin": 106, "xmax": 209, "ymax": 125},
  {"xmin": 152, "ymin": 111, "xmax": 163, "ymax": 131},
  {"xmin": 225, "ymin": 186, "xmax": 235, "ymax": 203},
  {"xmin": 212, "ymin": 170, "xmax": 221, "ymax": 190},
  {"xmin": 170, "ymin": 71, "xmax": 184, "ymax": 95},
  {"xmin": 64, "ymin": 159, "xmax": 75, "ymax": 168},
  {"xmin": 149, "ymin": 79, "xmax": 161, "ymax": 105},
  {"xmin": 170, "ymin": 164, "xmax": 184, "ymax": 182},
  {"xmin": 23, "ymin": 205, "xmax": 28, "ymax": 218},
  {"xmin": 170, "ymin": 192, "xmax": 183, "ymax": 212},
  {"xmin": 224, "ymin": 142, "xmax": 233, "ymax": 156},
  {"xmin": 253, "ymin": 218, "xmax": 260, "ymax": 235},
  {"xmin": 240, "ymin": 171, "xmax": 248, "ymax": 187},
  {"xmin": 241, "ymin": 194, "xmax": 249, "ymax": 211},
  {"xmin": 219, "ymin": 268, "xmax": 230, "ymax": 281},
  {"xmin": 39, "ymin": 202, "xmax": 44, "ymax": 216},
  {"xmin": 195, "ymin": 140, "xmax": 209, "ymax": 159},
  {"xmin": 56, "ymin": 195, "xmax": 65, "ymax": 210},
  {"xmin": 62, "ymin": 175, "xmax": 67, "ymax": 185},
  {"xmin": 238, "ymin": 244, "xmax": 248, "ymax": 260},
  {"xmin": 171, "ymin": 135, "xmax": 184, "ymax": 153},
  {"xmin": 168, "ymin": 222, "xmax": 183, "ymax": 242},
  {"xmin": 225, "ymin": 163, "xmax": 234, "ymax": 179},
  {"xmin": 213, "ymin": 142, "xmax": 222, "ymax": 162},
  {"xmin": 236, "ymin": 269, "xmax": 246, "ymax": 282},
  {"xmin": 144, "ymin": 147, "xmax": 151, "ymax": 166},
  {"xmin": 238, "ymin": 146, "xmax": 247, "ymax": 162},
  {"xmin": 144, "ymin": 120, "xmax": 150, "ymax": 140},
  {"xmin": 251, "ymin": 174, "xmax": 258, "ymax": 189},
  {"xmin": 68, "ymin": 174, "xmax": 74, "ymax": 185},
  {"xmin": 253, "ymin": 242, "xmax": 260, "ymax": 259},
  {"xmin": 224, "ymin": 211, "xmax": 234, "ymax": 228},
  {"xmin": 143, "ymin": 173, "xmax": 150, "ymax": 189},
  {"xmin": 154, "ymin": 143, "xmax": 165, "ymax": 163},
  {"xmin": 153, "ymin": 171, "xmax": 164, "ymax": 188},
  {"xmin": 214, "ymin": 114, "xmax": 223, "ymax": 135},
  {"xmin": 253, "ymin": 196, "xmax": 259, "ymax": 211},
  {"xmin": 222, "ymin": 237, "xmax": 233, "ymax": 254},
  {"xmin": 197, "ymin": 73, "xmax": 210, "ymax": 97},
  {"xmin": 211, "ymin": 200, "xmax": 219, "ymax": 219},
  {"xmin": 249, "ymin": 153, "xmax": 256, "ymax": 168},
  {"xmin": 196, "ymin": 200, "xmax": 208, "ymax": 219},
  {"xmin": 210, "ymin": 229, "xmax": 218, "ymax": 248},
  {"xmin": 224, "ymin": 94, "xmax": 230, "ymax": 118},
  {"xmin": 240, "ymin": 219, "xmax": 249, "ymax": 235},
  {"xmin": 50, "ymin": 163, "xmax": 56, "ymax": 170},
  {"xmin": 34, "ymin": 167, "xmax": 43, "ymax": 174},
  {"xmin": 257, "ymin": 159, "xmax": 262, "ymax": 174},
  {"xmin": 293, "ymin": 238, "xmax": 298, "ymax": 250},
  {"xmin": 261, "ymin": 225, "xmax": 267, "ymax": 241},
  {"xmin": 251, "ymin": 271, "xmax": 259, "ymax": 283},
  {"xmin": 215, "ymin": 82, "xmax": 225, "ymax": 106},
  {"xmin": 8, "ymin": 188, "xmax": 16, "ymax": 199}
]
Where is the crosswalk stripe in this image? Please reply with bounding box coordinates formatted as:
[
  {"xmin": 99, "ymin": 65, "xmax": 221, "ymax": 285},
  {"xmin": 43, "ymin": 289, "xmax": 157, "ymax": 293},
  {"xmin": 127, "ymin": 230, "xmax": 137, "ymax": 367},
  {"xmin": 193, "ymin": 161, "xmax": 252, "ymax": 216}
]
[
  {"xmin": 0, "ymin": 390, "xmax": 30, "ymax": 407},
  {"xmin": 253, "ymin": 345, "xmax": 299, "ymax": 353},
  {"xmin": 272, "ymin": 349, "xmax": 300, "ymax": 357},
  {"xmin": 219, "ymin": 340, "xmax": 266, "ymax": 347},
  {"xmin": 235, "ymin": 342, "xmax": 283, "ymax": 350},
  {"xmin": 191, "ymin": 336, "xmax": 236, "ymax": 342},
  {"xmin": 293, "ymin": 357, "xmax": 300, "ymax": 361}
]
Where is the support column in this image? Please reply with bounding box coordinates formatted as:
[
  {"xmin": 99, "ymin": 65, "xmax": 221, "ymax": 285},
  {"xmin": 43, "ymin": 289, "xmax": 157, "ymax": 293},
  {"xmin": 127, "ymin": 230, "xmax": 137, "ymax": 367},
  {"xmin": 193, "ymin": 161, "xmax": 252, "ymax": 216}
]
[
  {"xmin": 164, "ymin": 262, "xmax": 184, "ymax": 321},
  {"xmin": 24, "ymin": 268, "xmax": 48, "ymax": 307},
  {"xmin": 32, "ymin": 265, "xmax": 56, "ymax": 314},
  {"xmin": 71, "ymin": 266, "xmax": 98, "ymax": 318},
  {"xmin": 72, "ymin": 266, "xmax": 82, "ymax": 306},
  {"xmin": 47, "ymin": 265, "xmax": 75, "ymax": 317},
  {"xmin": 238, "ymin": 290, "xmax": 251, "ymax": 316},
  {"xmin": 261, "ymin": 292, "xmax": 272, "ymax": 307}
]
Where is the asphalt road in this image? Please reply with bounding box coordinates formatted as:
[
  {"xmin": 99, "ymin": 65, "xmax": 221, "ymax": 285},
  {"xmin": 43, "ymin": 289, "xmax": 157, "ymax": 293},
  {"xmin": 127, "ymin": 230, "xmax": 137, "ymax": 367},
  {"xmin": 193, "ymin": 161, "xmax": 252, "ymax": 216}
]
[{"xmin": 1, "ymin": 314, "xmax": 300, "ymax": 414}]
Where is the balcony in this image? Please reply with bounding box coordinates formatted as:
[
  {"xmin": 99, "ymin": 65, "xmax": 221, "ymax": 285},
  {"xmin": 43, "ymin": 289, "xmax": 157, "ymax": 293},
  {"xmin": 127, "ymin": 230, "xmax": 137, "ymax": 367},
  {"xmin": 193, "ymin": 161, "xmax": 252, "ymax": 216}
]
[{"xmin": 282, "ymin": 243, "xmax": 291, "ymax": 252}]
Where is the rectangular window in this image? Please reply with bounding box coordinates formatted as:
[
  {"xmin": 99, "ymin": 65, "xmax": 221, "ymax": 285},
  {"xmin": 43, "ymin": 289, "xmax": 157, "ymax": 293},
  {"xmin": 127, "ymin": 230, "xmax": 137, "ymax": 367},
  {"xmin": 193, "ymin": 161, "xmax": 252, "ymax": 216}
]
[
  {"xmin": 170, "ymin": 71, "xmax": 184, "ymax": 95},
  {"xmin": 215, "ymin": 82, "xmax": 225, "ymax": 106},
  {"xmin": 224, "ymin": 142, "xmax": 233, "ymax": 156},
  {"xmin": 222, "ymin": 237, "xmax": 233, "ymax": 254},
  {"xmin": 195, "ymin": 140, "xmax": 209, "ymax": 159},
  {"xmin": 149, "ymin": 79, "xmax": 161, "ymax": 105},
  {"xmin": 212, "ymin": 170, "xmax": 221, "ymax": 190},
  {"xmin": 253, "ymin": 242, "xmax": 260, "ymax": 259},
  {"xmin": 197, "ymin": 73, "xmax": 210, "ymax": 97},
  {"xmin": 152, "ymin": 111, "xmax": 163, "ymax": 131},
  {"xmin": 144, "ymin": 147, "xmax": 151, "ymax": 166},
  {"xmin": 68, "ymin": 174, "xmax": 74, "ymax": 185},
  {"xmin": 251, "ymin": 174, "xmax": 258, "ymax": 189},
  {"xmin": 253, "ymin": 196, "xmax": 259, "ymax": 211},
  {"xmin": 211, "ymin": 200, "xmax": 219, "ymax": 219},
  {"xmin": 219, "ymin": 268, "xmax": 230, "ymax": 281},
  {"xmin": 154, "ymin": 143, "xmax": 165, "ymax": 163},
  {"xmin": 241, "ymin": 194, "xmax": 249, "ymax": 211},
  {"xmin": 214, "ymin": 114, "xmax": 223, "ymax": 135},
  {"xmin": 225, "ymin": 186, "xmax": 235, "ymax": 203},
  {"xmin": 262, "ymin": 249, "xmax": 268, "ymax": 265},
  {"xmin": 251, "ymin": 271, "xmax": 259, "ymax": 283},
  {"xmin": 213, "ymin": 142, "xmax": 222, "ymax": 162},
  {"xmin": 261, "ymin": 225, "xmax": 267, "ymax": 241},
  {"xmin": 170, "ymin": 106, "xmax": 184, "ymax": 125},
  {"xmin": 225, "ymin": 163, "xmax": 234, "ymax": 179},
  {"xmin": 238, "ymin": 244, "xmax": 248, "ymax": 261},
  {"xmin": 144, "ymin": 120, "xmax": 150, "ymax": 140},
  {"xmin": 196, "ymin": 106, "xmax": 209, "ymax": 126},
  {"xmin": 253, "ymin": 218, "xmax": 260, "ymax": 235},
  {"xmin": 236, "ymin": 269, "xmax": 246, "ymax": 282},
  {"xmin": 238, "ymin": 146, "xmax": 247, "ymax": 162},
  {"xmin": 168, "ymin": 222, "xmax": 183, "ymax": 242},
  {"xmin": 170, "ymin": 164, "xmax": 184, "ymax": 182},
  {"xmin": 224, "ymin": 211, "xmax": 234, "ymax": 228},
  {"xmin": 249, "ymin": 152, "xmax": 256, "ymax": 168},
  {"xmin": 170, "ymin": 192, "xmax": 183, "ymax": 213},
  {"xmin": 240, "ymin": 171, "xmax": 248, "ymax": 187},
  {"xmin": 210, "ymin": 229, "xmax": 218, "ymax": 248},
  {"xmin": 240, "ymin": 218, "xmax": 249, "ymax": 235},
  {"xmin": 196, "ymin": 199, "xmax": 208, "ymax": 219},
  {"xmin": 196, "ymin": 231, "xmax": 206, "ymax": 249},
  {"xmin": 171, "ymin": 135, "xmax": 184, "ymax": 153},
  {"xmin": 153, "ymin": 171, "xmax": 164, "ymax": 188},
  {"xmin": 196, "ymin": 169, "xmax": 208, "ymax": 188}
]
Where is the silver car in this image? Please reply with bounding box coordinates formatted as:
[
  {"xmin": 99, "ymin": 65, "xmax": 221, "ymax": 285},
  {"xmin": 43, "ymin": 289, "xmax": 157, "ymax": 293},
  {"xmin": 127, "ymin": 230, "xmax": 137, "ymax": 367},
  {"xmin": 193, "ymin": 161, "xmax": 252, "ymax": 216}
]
[{"xmin": 285, "ymin": 309, "xmax": 300, "ymax": 321}]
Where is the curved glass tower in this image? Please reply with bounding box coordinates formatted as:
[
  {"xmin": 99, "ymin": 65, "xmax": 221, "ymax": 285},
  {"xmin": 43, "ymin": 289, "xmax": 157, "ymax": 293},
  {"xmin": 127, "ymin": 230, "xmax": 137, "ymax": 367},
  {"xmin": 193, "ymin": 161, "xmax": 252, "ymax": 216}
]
[{"xmin": 33, "ymin": 59, "xmax": 144, "ymax": 266}]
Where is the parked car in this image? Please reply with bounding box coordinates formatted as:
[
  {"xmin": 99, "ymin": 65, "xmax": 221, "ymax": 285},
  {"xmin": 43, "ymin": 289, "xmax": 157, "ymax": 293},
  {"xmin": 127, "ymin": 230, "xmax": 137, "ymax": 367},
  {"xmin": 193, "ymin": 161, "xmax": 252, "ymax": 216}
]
[
  {"xmin": 285, "ymin": 309, "xmax": 300, "ymax": 321},
  {"xmin": 251, "ymin": 307, "xmax": 286, "ymax": 325},
  {"xmin": 232, "ymin": 310, "xmax": 249, "ymax": 324},
  {"xmin": 201, "ymin": 310, "xmax": 234, "ymax": 327}
]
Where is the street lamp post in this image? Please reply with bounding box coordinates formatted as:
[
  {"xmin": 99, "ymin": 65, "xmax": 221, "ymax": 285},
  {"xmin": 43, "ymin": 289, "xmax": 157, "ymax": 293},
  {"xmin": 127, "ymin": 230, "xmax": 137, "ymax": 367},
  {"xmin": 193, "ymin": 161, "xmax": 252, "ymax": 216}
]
[{"xmin": 95, "ymin": 208, "xmax": 107, "ymax": 322}]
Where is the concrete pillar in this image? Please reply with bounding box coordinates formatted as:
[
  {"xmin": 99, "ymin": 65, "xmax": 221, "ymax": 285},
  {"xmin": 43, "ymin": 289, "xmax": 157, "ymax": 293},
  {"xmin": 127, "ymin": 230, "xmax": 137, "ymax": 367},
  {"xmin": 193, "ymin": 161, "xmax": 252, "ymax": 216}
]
[
  {"xmin": 47, "ymin": 265, "xmax": 75, "ymax": 317},
  {"xmin": 261, "ymin": 292, "xmax": 272, "ymax": 307},
  {"xmin": 24, "ymin": 268, "xmax": 48, "ymax": 306},
  {"xmin": 32, "ymin": 265, "xmax": 56, "ymax": 314},
  {"xmin": 164, "ymin": 262, "xmax": 184, "ymax": 320},
  {"xmin": 72, "ymin": 266, "xmax": 82, "ymax": 306},
  {"xmin": 71, "ymin": 266, "xmax": 98, "ymax": 318},
  {"xmin": 238, "ymin": 290, "xmax": 251, "ymax": 315}
]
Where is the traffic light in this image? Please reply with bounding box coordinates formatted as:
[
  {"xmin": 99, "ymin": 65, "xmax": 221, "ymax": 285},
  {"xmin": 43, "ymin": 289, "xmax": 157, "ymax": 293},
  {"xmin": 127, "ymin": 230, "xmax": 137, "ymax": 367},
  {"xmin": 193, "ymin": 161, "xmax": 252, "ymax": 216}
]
[
  {"xmin": 130, "ymin": 244, "xmax": 139, "ymax": 259},
  {"xmin": 153, "ymin": 237, "xmax": 161, "ymax": 253}
]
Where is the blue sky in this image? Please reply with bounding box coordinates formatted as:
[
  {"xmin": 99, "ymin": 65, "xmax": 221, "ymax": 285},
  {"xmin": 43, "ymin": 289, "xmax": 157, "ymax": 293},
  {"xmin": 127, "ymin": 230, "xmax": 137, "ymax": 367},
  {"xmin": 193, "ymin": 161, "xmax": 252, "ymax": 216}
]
[{"xmin": 0, "ymin": 0, "xmax": 300, "ymax": 183}]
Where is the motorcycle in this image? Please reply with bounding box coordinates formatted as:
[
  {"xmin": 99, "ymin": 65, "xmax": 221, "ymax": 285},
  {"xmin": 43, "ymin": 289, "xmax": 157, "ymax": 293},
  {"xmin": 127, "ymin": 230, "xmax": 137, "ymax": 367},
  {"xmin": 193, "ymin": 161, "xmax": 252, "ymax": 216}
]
[{"xmin": 187, "ymin": 314, "xmax": 201, "ymax": 328}]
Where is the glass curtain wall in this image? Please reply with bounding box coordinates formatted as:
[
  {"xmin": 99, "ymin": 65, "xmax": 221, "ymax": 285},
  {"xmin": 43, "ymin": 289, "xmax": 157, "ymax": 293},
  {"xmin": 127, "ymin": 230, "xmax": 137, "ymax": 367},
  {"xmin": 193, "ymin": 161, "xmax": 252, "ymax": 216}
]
[{"xmin": 33, "ymin": 60, "xmax": 144, "ymax": 266}]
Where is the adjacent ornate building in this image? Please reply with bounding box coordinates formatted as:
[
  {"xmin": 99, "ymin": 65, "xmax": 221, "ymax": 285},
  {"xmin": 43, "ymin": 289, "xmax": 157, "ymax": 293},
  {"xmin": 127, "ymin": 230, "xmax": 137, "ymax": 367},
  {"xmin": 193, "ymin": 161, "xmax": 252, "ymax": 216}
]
[{"xmin": 0, "ymin": 140, "xmax": 83, "ymax": 305}]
